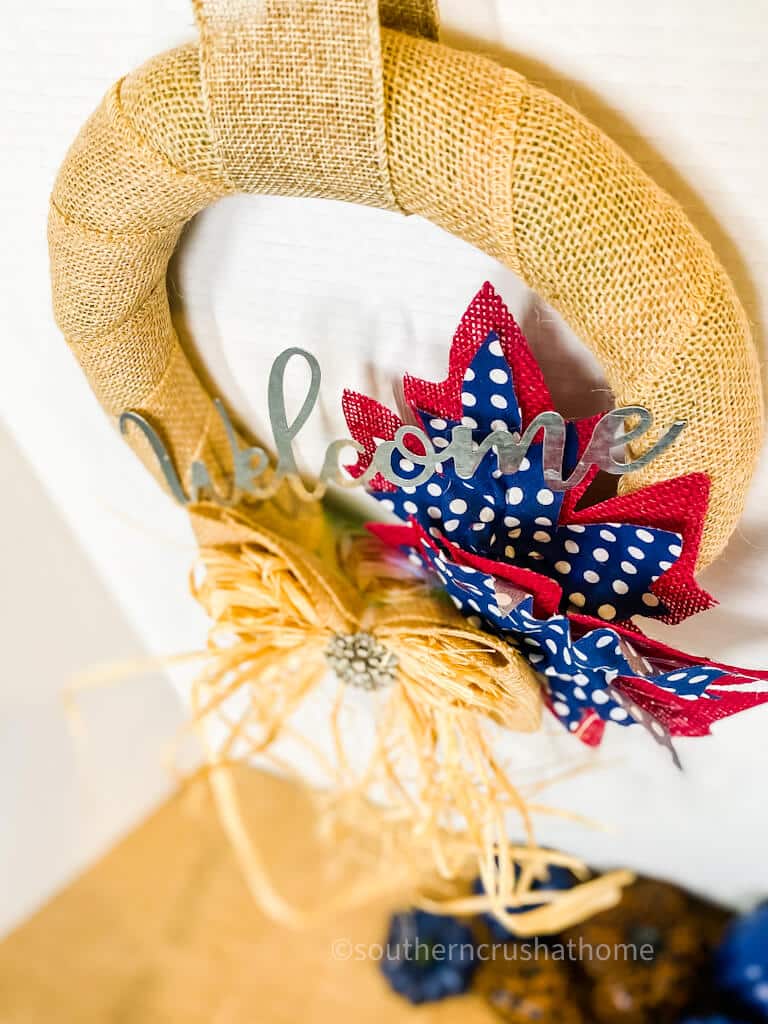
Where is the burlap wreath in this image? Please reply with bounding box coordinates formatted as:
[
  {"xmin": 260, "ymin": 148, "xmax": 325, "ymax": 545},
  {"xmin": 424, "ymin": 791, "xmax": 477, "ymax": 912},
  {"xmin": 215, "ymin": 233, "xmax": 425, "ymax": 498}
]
[
  {"xmin": 49, "ymin": 0, "xmax": 763, "ymax": 567},
  {"xmin": 48, "ymin": 0, "xmax": 763, "ymax": 931}
]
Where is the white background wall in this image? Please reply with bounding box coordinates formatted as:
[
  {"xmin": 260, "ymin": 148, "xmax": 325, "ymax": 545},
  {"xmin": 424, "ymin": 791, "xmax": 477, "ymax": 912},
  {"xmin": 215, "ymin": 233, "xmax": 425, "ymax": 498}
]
[
  {"xmin": 1, "ymin": 0, "xmax": 767, "ymax": 927},
  {"xmin": 0, "ymin": 424, "xmax": 184, "ymax": 934}
]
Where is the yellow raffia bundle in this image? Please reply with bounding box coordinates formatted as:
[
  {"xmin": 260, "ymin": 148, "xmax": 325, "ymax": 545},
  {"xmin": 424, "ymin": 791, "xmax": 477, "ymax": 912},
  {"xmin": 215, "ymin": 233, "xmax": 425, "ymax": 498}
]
[{"xmin": 188, "ymin": 499, "xmax": 633, "ymax": 935}]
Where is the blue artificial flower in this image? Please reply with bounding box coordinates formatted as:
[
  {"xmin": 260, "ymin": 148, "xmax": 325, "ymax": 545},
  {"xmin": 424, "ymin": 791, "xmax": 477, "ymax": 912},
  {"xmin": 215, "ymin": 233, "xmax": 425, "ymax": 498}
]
[
  {"xmin": 715, "ymin": 903, "xmax": 768, "ymax": 1019},
  {"xmin": 380, "ymin": 909, "xmax": 477, "ymax": 1004}
]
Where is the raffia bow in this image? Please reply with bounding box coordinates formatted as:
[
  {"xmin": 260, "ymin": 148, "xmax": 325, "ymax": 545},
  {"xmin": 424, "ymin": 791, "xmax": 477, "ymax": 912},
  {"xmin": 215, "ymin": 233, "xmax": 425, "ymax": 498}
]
[{"xmin": 188, "ymin": 496, "xmax": 632, "ymax": 935}]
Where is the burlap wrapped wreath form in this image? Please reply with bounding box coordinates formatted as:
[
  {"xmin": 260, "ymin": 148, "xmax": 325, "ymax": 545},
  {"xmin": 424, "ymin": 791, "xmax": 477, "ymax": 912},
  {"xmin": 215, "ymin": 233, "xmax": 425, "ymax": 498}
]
[{"xmin": 49, "ymin": 0, "xmax": 763, "ymax": 933}]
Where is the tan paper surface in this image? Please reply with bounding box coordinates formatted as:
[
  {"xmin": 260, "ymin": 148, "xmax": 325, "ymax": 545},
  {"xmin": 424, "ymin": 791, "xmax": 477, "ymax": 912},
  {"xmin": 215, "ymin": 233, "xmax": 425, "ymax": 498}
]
[{"xmin": 0, "ymin": 767, "xmax": 495, "ymax": 1023}]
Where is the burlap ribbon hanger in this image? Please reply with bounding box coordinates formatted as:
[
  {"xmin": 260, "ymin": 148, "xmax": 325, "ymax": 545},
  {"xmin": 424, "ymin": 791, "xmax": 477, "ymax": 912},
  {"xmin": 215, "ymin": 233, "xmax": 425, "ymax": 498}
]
[{"xmin": 193, "ymin": 0, "xmax": 437, "ymax": 202}]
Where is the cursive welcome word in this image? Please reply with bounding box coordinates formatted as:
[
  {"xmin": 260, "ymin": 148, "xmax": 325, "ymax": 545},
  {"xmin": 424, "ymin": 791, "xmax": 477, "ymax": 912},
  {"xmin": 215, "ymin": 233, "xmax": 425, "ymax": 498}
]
[{"xmin": 119, "ymin": 347, "xmax": 685, "ymax": 506}]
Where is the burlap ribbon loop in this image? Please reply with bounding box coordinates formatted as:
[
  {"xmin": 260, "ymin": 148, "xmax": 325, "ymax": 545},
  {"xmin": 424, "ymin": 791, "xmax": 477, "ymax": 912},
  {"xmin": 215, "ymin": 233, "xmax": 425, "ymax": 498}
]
[{"xmin": 193, "ymin": 0, "xmax": 436, "ymax": 204}]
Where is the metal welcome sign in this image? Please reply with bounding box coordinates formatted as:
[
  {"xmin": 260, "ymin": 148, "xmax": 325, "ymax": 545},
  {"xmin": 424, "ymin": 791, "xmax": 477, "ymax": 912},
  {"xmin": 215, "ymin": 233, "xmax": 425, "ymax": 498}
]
[{"xmin": 119, "ymin": 348, "xmax": 685, "ymax": 506}]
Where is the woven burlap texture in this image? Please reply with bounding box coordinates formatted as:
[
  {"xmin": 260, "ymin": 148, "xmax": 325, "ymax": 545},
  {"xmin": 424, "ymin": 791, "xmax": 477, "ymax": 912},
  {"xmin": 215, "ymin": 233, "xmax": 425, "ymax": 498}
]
[{"xmin": 48, "ymin": 0, "xmax": 763, "ymax": 569}]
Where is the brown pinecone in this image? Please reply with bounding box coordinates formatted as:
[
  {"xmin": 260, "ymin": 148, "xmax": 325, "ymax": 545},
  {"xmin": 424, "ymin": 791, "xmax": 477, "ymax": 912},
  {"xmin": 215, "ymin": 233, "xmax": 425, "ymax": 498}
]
[
  {"xmin": 562, "ymin": 878, "xmax": 730, "ymax": 1024},
  {"xmin": 476, "ymin": 948, "xmax": 586, "ymax": 1023}
]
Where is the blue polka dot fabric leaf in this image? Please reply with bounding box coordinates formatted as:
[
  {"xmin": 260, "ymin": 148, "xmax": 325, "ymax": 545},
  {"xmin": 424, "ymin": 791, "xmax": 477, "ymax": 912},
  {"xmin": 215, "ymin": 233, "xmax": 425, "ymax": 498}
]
[
  {"xmin": 448, "ymin": 330, "xmax": 523, "ymax": 435},
  {"xmin": 532, "ymin": 521, "xmax": 682, "ymax": 623},
  {"xmin": 415, "ymin": 533, "xmax": 640, "ymax": 733},
  {"xmin": 650, "ymin": 665, "xmax": 725, "ymax": 701},
  {"xmin": 409, "ymin": 528, "xmax": 733, "ymax": 763}
]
